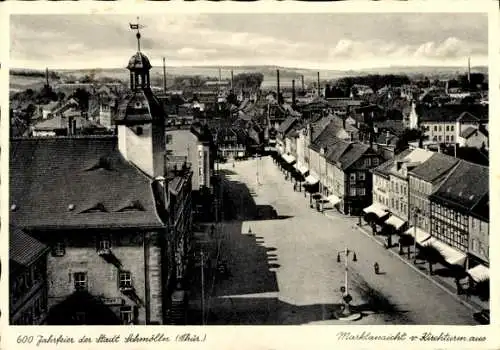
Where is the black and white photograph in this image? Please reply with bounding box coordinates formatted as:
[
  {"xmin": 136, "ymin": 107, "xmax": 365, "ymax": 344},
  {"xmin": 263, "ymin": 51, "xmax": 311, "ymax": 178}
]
[{"xmin": 7, "ymin": 9, "xmax": 492, "ymax": 329}]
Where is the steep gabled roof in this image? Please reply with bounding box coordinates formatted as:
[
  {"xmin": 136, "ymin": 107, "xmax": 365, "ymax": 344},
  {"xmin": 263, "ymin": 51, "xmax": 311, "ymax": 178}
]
[
  {"xmin": 430, "ymin": 160, "xmax": 489, "ymax": 213},
  {"xmin": 409, "ymin": 152, "xmax": 459, "ymax": 183},
  {"xmin": 10, "ymin": 137, "xmax": 164, "ymax": 230},
  {"xmin": 277, "ymin": 116, "xmax": 298, "ymax": 134},
  {"xmin": 460, "ymin": 126, "xmax": 478, "ymax": 139},
  {"xmin": 10, "ymin": 226, "xmax": 49, "ymax": 269}
]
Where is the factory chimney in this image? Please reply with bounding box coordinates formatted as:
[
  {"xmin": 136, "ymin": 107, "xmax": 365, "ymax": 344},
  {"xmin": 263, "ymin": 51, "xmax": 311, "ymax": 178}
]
[
  {"xmin": 317, "ymin": 72, "xmax": 320, "ymax": 97},
  {"xmin": 301, "ymin": 75, "xmax": 305, "ymax": 93},
  {"xmin": 467, "ymin": 57, "xmax": 471, "ymax": 85},
  {"xmin": 45, "ymin": 67, "xmax": 49, "ymax": 87},
  {"xmin": 231, "ymin": 70, "xmax": 234, "ymax": 90},
  {"xmin": 276, "ymin": 69, "xmax": 281, "ymax": 104},
  {"xmin": 292, "ymin": 79, "xmax": 296, "ymax": 107},
  {"xmin": 162, "ymin": 57, "xmax": 167, "ymax": 94}
]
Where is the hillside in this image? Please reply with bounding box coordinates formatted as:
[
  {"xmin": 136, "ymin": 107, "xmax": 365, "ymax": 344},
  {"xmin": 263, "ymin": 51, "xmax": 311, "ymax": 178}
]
[{"xmin": 10, "ymin": 64, "xmax": 488, "ymax": 92}]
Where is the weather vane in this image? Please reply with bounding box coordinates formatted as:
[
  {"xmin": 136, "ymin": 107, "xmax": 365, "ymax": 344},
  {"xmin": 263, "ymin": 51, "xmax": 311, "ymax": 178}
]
[{"xmin": 129, "ymin": 16, "xmax": 146, "ymax": 52}]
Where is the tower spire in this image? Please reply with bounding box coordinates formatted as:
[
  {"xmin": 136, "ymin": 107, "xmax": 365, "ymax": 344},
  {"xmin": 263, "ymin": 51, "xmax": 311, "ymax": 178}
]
[{"xmin": 130, "ymin": 17, "xmax": 144, "ymax": 52}]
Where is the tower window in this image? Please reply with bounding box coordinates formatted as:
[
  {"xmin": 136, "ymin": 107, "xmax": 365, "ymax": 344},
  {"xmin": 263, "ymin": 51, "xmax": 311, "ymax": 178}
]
[
  {"xmin": 74, "ymin": 272, "xmax": 88, "ymax": 291},
  {"xmin": 136, "ymin": 126, "xmax": 143, "ymax": 135}
]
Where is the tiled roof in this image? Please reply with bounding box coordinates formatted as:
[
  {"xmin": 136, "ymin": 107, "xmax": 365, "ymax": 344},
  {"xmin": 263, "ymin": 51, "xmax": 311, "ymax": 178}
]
[
  {"xmin": 310, "ymin": 115, "xmax": 336, "ymax": 140},
  {"xmin": 460, "ymin": 126, "xmax": 478, "ymax": 139},
  {"xmin": 372, "ymin": 149, "xmax": 413, "ymax": 177},
  {"xmin": 310, "ymin": 122, "xmax": 342, "ymax": 152},
  {"xmin": 10, "ymin": 226, "xmax": 49, "ymax": 268},
  {"xmin": 324, "ymin": 141, "xmax": 371, "ymax": 170},
  {"xmin": 33, "ymin": 115, "xmax": 102, "ymax": 132},
  {"xmin": 430, "ymin": 160, "xmax": 489, "ymax": 212},
  {"xmin": 415, "ymin": 104, "xmax": 488, "ymax": 123},
  {"xmin": 470, "ymin": 194, "xmax": 489, "ymax": 221},
  {"xmin": 116, "ymin": 89, "xmax": 165, "ymax": 124},
  {"xmin": 373, "ymin": 120, "xmax": 405, "ymax": 136},
  {"xmin": 408, "ymin": 152, "xmax": 459, "ymax": 183},
  {"xmin": 326, "ymin": 98, "xmax": 364, "ymax": 108},
  {"xmin": 10, "ymin": 137, "xmax": 164, "ymax": 230}
]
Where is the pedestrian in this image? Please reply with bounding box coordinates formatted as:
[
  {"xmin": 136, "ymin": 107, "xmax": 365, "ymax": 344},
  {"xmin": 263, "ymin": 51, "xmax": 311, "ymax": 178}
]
[{"xmin": 373, "ymin": 262, "xmax": 380, "ymax": 275}]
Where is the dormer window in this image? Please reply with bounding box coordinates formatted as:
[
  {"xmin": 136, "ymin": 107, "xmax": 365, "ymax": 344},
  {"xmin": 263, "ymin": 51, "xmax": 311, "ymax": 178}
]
[
  {"xmin": 80, "ymin": 203, "xmax": 108, "ymax": 213},
  {"xmin": 116, "ymin": 200, "xmax": 145, "ymax": 212}
]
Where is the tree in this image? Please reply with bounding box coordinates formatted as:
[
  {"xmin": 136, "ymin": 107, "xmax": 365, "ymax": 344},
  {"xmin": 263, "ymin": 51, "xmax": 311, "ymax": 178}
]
[
  {"xmin": 395, "ymin": 128, "xmax": 426, "ymax": 153},
  {"xmin": 418, "ymin": 245, "xmax": 443, "ymax": 275},
  {"xmin": 71, "ymin": 88, "xmax": 90, "ymax": 111}
]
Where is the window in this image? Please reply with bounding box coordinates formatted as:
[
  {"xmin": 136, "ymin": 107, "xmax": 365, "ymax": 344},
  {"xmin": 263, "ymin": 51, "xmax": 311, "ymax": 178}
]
[
  {"xmin": 199, "ymin": 168, "xmax": 203, "ymax": 176},
  {"xmin": 450, "ymin": 135, "xmax": 454, "ymax": 142},
  {"xmin": 358, "ymin": 188, "xmax": 366, "ymax": 196},
  {"xmin": 135, "ymin": 127, "xmax": 143, "ymax": 136},
  {"xmin": 450, "ymin": 125, "xmax": 454, "ymax": 131},
  {"xmin": 98, "ymin": 239, "xmax": 111, "ymax": 250},
  {"xmin": 358, "ymin": 172, "xmax": 366, "ymax": 181},
  {"xmin": 350, "ymin": 188, "xmax": 357, "ymax": 196},
  {"xmin": 434, "ymin": 126, "xmax": 438, "ymax": 131},
  {"xmin": 52, "ymin": 242, "xmax": 65, "ymax": 257},
  {"xmin": 74, "ymin": 272, "xmax": 87, "ymax": 291},
  {"xmin": 120, "ymin": 306, "xmax": 133, "ymax": 324},
  {"xmin": 119, "ymin": 271, "xmax": 132, "ymax": 288},
  {"xmin": 365, "ymin": 158, "xmax": 372, "ymax": 167},
  {"xmin": 166, "ymin": 134, "xmax": 173, "ymax": 144},
  {"xmin": 373, "ymin": 158, "xmax": 379, "ymax": 166},
  {"xmin": 438, "ymin": 125, "xmax": 442, "ymax": 131},
  {"xmin": 438, "ymin": 136, "xmax": 442, "ymax": 141},
  {"xmin": 445, "ymin": 135, "xmax": 449, "ymax": 142},
  {"xmin": 349, "ymin": 173, "xmax": 356, "ymax": 184},
  {"xmin": 446, "ymin": 126, "xmax": 449, "ymax": 132}
]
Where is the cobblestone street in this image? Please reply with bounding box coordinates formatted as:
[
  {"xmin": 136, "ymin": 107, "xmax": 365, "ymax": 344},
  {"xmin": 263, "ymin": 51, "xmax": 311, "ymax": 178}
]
[{"xmin": 188, "ymin": 157, "xmax": 478, "ymax": 325}]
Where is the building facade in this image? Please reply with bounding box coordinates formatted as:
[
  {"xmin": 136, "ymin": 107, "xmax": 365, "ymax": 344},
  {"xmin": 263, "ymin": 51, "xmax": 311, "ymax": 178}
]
[
  {"xmin": 10, "ymin": 227, "xmax": 50, "ymax": 325},
  {"xmin": 10, "ymin": 40, "xmax": 191, "ymax": 325},
  {"xmin": 429, "ymin": 161, "xmax": 489, "ymax": 267}
]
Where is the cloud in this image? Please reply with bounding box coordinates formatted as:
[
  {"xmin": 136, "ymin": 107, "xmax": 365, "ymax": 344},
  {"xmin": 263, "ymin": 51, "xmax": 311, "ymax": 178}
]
[{"xmin": 9, "ymin": 14, "xmax": 488, "ymax": 70}]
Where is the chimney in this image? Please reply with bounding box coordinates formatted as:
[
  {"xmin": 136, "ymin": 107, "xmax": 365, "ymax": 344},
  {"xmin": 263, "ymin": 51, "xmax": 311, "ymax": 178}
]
[
  {"xmin": 231, "ymin": 70, "xmax": 234, "ymax": 90},
  {"xmin": 162, "ymin": 57, "xmax": 167, "ymax": 94},
  {"xmin": 317, "ymin": 72, "xmax": 320, "ymax": 97},
  {"xmin": 276, "ymin": 69, "xmax": 281, "ymax": 104},
  {"xmin": 342, "ymin": 117, "xmax": 346, "ymax": 129},
  {"xmin": 154, "ymin": 176, "xmax": 168, "ymax": 211},
  {"xmin": 386, "ymin": 130, "xmax": 390, "ymax": 145},
  {"xmin": 45, "ymin": 67, "xmax": 49, "ymax": 87},
  {"xmin": 292, "ymin": 79, "xmax": 296, "ymax": 106},
  {"xmin": 67, "ymin": 117, "xmax": 72, "ymax": 136},
  {"xmin": 73, "ymin": 119, "xmax": 77, "ymax": 135},
  {"xmin": 301, "ymin": 75, "xmax": 305, "ymax": 92}
]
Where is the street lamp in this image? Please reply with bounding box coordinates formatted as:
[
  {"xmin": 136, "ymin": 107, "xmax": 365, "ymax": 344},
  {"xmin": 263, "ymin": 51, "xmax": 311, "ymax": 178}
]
[
  {"xmin": 336, "ymin": 246, "xmax": 357, "ymax": 316},
  {"xmin": 413, "ymin": 207, "xmax": 420, "ymax": 264}
]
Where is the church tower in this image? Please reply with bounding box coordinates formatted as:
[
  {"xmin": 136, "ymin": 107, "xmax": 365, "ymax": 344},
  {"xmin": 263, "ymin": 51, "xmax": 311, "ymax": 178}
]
[{"xmin": 116, "ymin": 20, "xmax": 165, "ymax": 179}]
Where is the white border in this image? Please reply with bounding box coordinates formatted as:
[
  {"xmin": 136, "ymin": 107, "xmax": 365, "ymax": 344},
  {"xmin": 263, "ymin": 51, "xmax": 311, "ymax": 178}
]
[{"xmin": 1, "ymin": 2, "xmax": 498, "ymax": 350}]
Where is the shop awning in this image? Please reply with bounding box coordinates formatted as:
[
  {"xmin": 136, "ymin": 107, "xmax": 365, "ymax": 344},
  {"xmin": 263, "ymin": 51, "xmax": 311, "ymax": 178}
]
[
  {"xmin": 404, "ymin": 227, "xmax": 431, "ymax": 244},
  {"xmin": 363, "ymin": 203, "xmax": 389, "ymax": 218},
  {"xmin": 327, "ymin": 194, "xmax": 341, "ymax": 205},
  {"xmin": 467, "ymin": 264, "xmax": 489, "ymax": 283},
  {"xmin": 296, "ymin": 164, "xmax": 309, "ymax": 175},
  {"xmin": 305, "ymin": 175, "xmax": 319, "ymax": 185},
  {"xmin": 384, "ymin": 215, "xmax": 406, "ymax": 230},
  {"xmin": 429, "ymin": 239, "xmax": 467, "ymax": 266},
  {"xmin": 281, "ymin": 154, "xmax": 296, "ymax": 164}
]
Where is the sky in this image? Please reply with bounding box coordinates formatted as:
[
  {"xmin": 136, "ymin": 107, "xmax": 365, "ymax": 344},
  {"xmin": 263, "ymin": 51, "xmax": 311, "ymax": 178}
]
[{"xmin": 10, "ymin": 13, "xmax": 488, "ymax": 71}]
